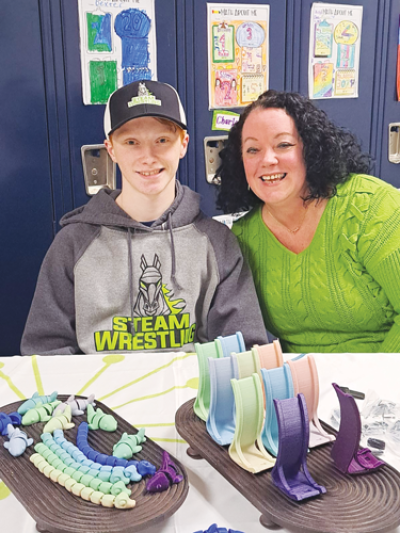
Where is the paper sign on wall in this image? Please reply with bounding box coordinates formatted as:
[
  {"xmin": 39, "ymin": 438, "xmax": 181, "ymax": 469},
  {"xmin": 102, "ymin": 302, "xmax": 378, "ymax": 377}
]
[
  {"xmin": 78, "ymin": 0, "xmax": 157, "ymax": 105},
  {"xmin": 207, "ymin": 3, "xmax": 269, "ymax": 109},
  {"xmin": 309, "ymin": 3, "xmax": 363, "ymax": 99}
]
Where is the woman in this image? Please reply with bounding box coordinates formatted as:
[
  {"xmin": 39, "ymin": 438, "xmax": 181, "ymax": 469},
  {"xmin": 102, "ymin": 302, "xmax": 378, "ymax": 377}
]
[{"xmin": 217, "ymin": 90, "xmax": 400, "ymax": 353}]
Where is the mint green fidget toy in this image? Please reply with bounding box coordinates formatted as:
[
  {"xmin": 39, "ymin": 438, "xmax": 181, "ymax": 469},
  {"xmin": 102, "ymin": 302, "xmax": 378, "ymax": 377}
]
[
  {"xmin": 231, "ymin": 349, "xmax": 261, "ymax": 379},
  {"xmin": 229, "ymin": 373, "xmax": 275, "ymax": 473},
  {"xmin": 193, "ymin": 333, "xmax": 246, "ymax": 421},
  {"xmin": 193, "ymin": 340, "xmax": 224, "ymax": 421}
]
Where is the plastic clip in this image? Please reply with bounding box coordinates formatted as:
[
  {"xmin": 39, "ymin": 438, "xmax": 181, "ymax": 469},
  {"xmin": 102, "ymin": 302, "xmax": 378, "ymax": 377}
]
[
  {"xmin": 229, "ymin": 374, "xmax": 275, "ymax": 473},
  {"xmin": 207, "ymin": 356, "xmax": 237, "ymax": 446},
  {"xmin": 231, "ymin": 349, "xmax": 261, "ymax": 379},
  {"xmin": 216, "ymin": 332, "xmax": 246, "ymax": 357},
  {"xmin": 331, "ymin": 383, "xmax": 384, "ymax": 475},
  {"xmin": 252, "ymin": 340, "xmax": 283, "ymax": 369},
  {"xmin": 272, "ymin": 393, "xmax": 326, "ymax": 501},
  {"xmin": 286, "ymin": 354, "xmax": 335, "ymax": 448},
  {"xmin": 193, "ymin": 340, "xmax": 224, "ymax": 421},
  {"xmin": 261, "ymin": 364, "xmax": 294, "ymax": 456}
]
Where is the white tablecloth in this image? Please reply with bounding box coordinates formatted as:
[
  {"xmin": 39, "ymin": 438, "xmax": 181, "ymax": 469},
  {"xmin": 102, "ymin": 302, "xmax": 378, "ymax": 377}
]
[{"xmin": 0, "ymin": 352, "xmax": 399, "ymax": 533}]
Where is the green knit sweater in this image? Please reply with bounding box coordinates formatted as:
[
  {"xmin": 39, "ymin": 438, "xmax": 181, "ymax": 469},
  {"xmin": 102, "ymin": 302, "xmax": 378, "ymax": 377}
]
[{"xmin": 232, "ymin": 174, "xmax": 400, "ymax": 353}]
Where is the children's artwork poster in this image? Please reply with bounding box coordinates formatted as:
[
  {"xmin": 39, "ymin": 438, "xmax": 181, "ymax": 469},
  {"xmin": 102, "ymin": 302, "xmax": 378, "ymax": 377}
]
[
  {"xmin": 309, "ymin": 3, "xmax": 363, "ymax": 99},
  {"xmin": 207, "ymin": 3, "xmax": 269, "ymax": 109},
  {"xmin": 78, "ymin": 0, "xmax": 157, "ymax": 105}
]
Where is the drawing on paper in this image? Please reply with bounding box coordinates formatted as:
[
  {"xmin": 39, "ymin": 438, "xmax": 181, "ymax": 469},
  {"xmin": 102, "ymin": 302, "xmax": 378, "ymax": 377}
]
[
  {"xmin": 214, "ymin": 69, "xmax": 238, "ymax": 107},
  {"xmin": 308, "ymin": 4, "xmax": 362, "ymax": 100},
  {"xmin": 314, "ymin": 20, "xmax": 333, "ymax": 57},
  {"xmin": 334, "ymin": 69, "xmax": 356, "ymax": 96},
  {"xmin": 313, "ymin": 63, "xmax": 333, "ymax": 98},
  {"xmin": 90, "ymin": 61, "xmax": 118, "ymax": 104},
  {"xmin": 212, "ymin": 24, "xmax": 235, "ymax": 63},
  {"xmin": 87, "ymin": 12, "xmax": 112, "ymax": 52},
  {"xmin": 78, "ymin": 0, "xmax": 157, "ymax": 105},
  {"xmin": 207, "ymin": 4, "xmax": 269, "ymax": 109},
  {"xmin": 115, "ymin": 8, "xmax": 152, "ymax": 85}
]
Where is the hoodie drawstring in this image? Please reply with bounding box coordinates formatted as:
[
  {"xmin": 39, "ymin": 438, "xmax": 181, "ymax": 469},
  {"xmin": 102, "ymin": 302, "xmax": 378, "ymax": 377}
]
[
  {"xmin": 127, "ymin": 227, "xmax": 135, "ymax": 336},
  {"xmin": 168, "ymin": 212, "xmax": 182, "ymax": 290}
]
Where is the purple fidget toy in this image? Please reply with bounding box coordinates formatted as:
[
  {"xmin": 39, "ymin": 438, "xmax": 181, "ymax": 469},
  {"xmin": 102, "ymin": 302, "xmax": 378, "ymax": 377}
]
[
  {"xmin": 271, "ymin": 394, "xmax": 326, "ymax": 501},
  {"xmin": 146, "ymin": 450, "xmax": 183, "ymax": 493},
  {"xmin": 76, "ymin": 421, "xmax": 156, "ymax": 476},
  {"xmin": 331, "ymin": 383, "xmax": 384, "ymax": 475}
]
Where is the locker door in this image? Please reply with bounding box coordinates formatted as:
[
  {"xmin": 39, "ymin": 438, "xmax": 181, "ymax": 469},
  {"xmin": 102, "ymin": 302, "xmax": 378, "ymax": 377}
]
[
  {"xmin": 0, "ymin": 1, "xmax": 55, "ymax": 355},
  {"xmin": 295, "ymin": 0, "xmax": 385, "ymax": 177},
  {"xmin": 183, "ymin": 0, "xmax": 288, "ymax": 216},
  {"xmin": 379, "ymin": 0, "xmax": 400, "ymax": 187},
  {"xmin": 61, "ymin": 0, "xmax": 180, "ymax": 211}
]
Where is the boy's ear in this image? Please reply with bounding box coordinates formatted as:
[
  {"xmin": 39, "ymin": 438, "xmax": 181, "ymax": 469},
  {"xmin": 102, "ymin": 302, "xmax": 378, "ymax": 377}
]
[
  {"xmin": 179, "ymin": 133, "xmax": 189, "ymax": 159},
  {"xmin": 104, "ymin": 139, "xmax": 117, "ymax": 163}
]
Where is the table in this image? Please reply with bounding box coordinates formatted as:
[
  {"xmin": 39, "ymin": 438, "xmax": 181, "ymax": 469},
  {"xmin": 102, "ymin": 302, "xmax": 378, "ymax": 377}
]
[{"xmin": 0, "ymin": 352, "xmax": 399, "ymax": 533}]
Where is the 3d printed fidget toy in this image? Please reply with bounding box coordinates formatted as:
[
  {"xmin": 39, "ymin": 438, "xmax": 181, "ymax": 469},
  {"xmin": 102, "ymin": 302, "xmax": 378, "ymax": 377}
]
[
  {"xmin": 177, "ymin": 345, "xmax": 400, "ymax": 532},
  {"xmin": 0, "ymin": 394, "xmax": 190, "ymax": 533}
]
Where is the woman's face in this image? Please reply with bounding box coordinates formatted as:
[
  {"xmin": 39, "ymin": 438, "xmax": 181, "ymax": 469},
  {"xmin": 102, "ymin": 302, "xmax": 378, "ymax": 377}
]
[{"xmin": 241, "ymin": 107, "xmax": 307, "ymax": 207}]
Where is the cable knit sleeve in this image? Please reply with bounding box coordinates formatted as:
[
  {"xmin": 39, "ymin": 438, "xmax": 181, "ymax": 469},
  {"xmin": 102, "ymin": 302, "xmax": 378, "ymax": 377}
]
[
  {"xmin": 368, "ymin": 250, "xmax": 400, "ymax": 351},
  {"xmin": 352, "ymin": 179, "xmax": 400, "ymax": 352}
]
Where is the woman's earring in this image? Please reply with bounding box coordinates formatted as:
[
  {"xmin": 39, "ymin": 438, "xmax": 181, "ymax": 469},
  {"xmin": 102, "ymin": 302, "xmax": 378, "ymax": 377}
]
[{"xmin": 247, "ymin": 184, "xmax": 251, "ymax": 191}]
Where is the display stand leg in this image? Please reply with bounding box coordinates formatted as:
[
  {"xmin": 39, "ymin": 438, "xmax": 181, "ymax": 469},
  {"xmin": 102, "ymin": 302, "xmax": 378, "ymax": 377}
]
[
  {"xmin": 186, "ymin": 446, "xmax": 202, "ymax": 459},
  {"xmin": 260, "ymin": 514, "xmax": 281, "ymax": 529},
  {"xmin": 36, "ymin": 524, "xmax": 51, "ymax": 533}
]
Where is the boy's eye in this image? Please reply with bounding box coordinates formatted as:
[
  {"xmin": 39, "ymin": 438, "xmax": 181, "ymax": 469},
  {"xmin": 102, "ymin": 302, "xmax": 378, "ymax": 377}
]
[
  {"xmin": 126, "ymin": 140, "xmax": 136, "ymax": 145},
  {"xmin": 158, "ymin": 137, "xmax": 168, "ymax": 144}
]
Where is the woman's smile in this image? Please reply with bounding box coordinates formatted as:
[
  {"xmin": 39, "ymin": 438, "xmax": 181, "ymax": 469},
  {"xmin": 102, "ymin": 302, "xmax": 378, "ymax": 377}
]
[{"xmin": 259, "ymin": 173, "xmax": 287, "ymax": 182}]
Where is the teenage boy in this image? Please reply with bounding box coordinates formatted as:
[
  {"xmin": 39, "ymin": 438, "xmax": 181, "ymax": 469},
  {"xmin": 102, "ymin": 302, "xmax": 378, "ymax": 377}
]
[{"xmin": 21, "ymin": 80, "xmax": 267, "ymax": 355}]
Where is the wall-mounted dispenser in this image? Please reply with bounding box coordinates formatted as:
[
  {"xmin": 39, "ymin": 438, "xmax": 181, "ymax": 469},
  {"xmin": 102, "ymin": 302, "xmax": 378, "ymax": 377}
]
[
  {"xmin": 204, "ymin": 136, "xmax": 228, "ymax": 184},
  {"xmin": 388, "ymin": 123, "xmax": 400, "ymax": 164},
  {"xmin": 81, "ymin": 144, "xmax": 116, "ymax": 195}
]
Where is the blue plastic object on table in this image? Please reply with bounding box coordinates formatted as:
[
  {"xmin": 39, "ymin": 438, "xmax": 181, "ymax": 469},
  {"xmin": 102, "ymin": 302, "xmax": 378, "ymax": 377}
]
[
  {"xmin": 207, "ymin": 356, "xmax": 237, "ymax": 445},
  {"xmin": 76, "ymin": 421, "xmax": 156, "ymax": 475},
  {"xmin": 261, "ymin": 364, "xmax": 294, "ymax": 456},
  {"xmin": 271, "ymin": 393, "xmax": 326, "ymax": 501},
  {"xmin": 193, "ymin": 524, "xmax": 245, "ymax": 533},
  {"xmin": 0, "ymin": 412, "xmax": 22, "ymax": 435},
  {"xmin": 217, "ymin": 332, "xmax": 245, "ymax": 358}
]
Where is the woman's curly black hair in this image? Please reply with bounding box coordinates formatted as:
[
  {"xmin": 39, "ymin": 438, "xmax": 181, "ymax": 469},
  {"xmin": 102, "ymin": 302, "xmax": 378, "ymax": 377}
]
[{"xmin": 216, "ymin": 90, "xmax": 370, "ymax": 213}]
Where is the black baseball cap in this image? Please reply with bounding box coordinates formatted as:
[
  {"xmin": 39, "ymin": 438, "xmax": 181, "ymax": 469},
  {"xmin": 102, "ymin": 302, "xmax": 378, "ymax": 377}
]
[{"xmin": 104, "ymin": 80, "xmax": 187, "ymax": 137}]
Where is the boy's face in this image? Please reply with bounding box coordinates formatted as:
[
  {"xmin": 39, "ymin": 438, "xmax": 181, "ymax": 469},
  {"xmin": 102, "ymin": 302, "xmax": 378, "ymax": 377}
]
[{"xmin": 105, "ymin": 116, "xmax": 189, "ymax": 199}]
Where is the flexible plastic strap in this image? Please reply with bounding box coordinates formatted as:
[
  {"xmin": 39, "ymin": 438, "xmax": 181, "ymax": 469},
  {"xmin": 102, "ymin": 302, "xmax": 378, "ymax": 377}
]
[
  {"xmin": 252, "ymin": 340, "xmax": 284, "ymax": 369},
  {"xmin": 206, "ymin": 357, "xmax": 237, "ymax": 446},
  {"xmin": 231, "ymin": 349, "xmax": 261, "ymax": 379},
  {"xmin": 272, "ymin": 394, "xmax": 326, "ymax": 501},
  {"xmin": 229, "ymin": 374, "xmax": 275, "ymax": 473},
  {"xmin": 331, "ymin": 383, "xmax": 384, "ymax": 474},
  {"xmin": 216, "ymin": 332, "xmax": 245, "ymax": 357},
  {"xmin": 261, "ymin": 364, "xmax": 294, "ymax": 456},
  {"xmin": 193, "ymin": 340, "xmax": 224, "ymax": 421},
  {"xmin": 286, "ymin": 354, "xmax": 335, "ymax": 447}
]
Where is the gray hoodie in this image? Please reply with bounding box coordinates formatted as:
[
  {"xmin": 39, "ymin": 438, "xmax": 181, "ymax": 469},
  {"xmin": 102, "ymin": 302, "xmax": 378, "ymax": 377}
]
[{"xmin": 21, "ymin": 182, "xmax": 267, "ymax": 355}]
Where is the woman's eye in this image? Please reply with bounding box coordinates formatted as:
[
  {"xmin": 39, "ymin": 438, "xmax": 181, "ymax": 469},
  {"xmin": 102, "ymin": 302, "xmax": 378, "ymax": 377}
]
[
  {"xmin": 278, "ymin": 142, "xmax": 294, "ymax": 149},
  {"xmin": 246, "ymin": 147, "xmax": 258, "ymax": 154}
]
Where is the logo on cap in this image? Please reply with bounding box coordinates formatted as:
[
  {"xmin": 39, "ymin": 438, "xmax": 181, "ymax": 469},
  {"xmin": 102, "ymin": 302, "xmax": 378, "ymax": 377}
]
[{"xmin": 127, "ymin": 82, "xmax": 162, "ymax": 108}]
